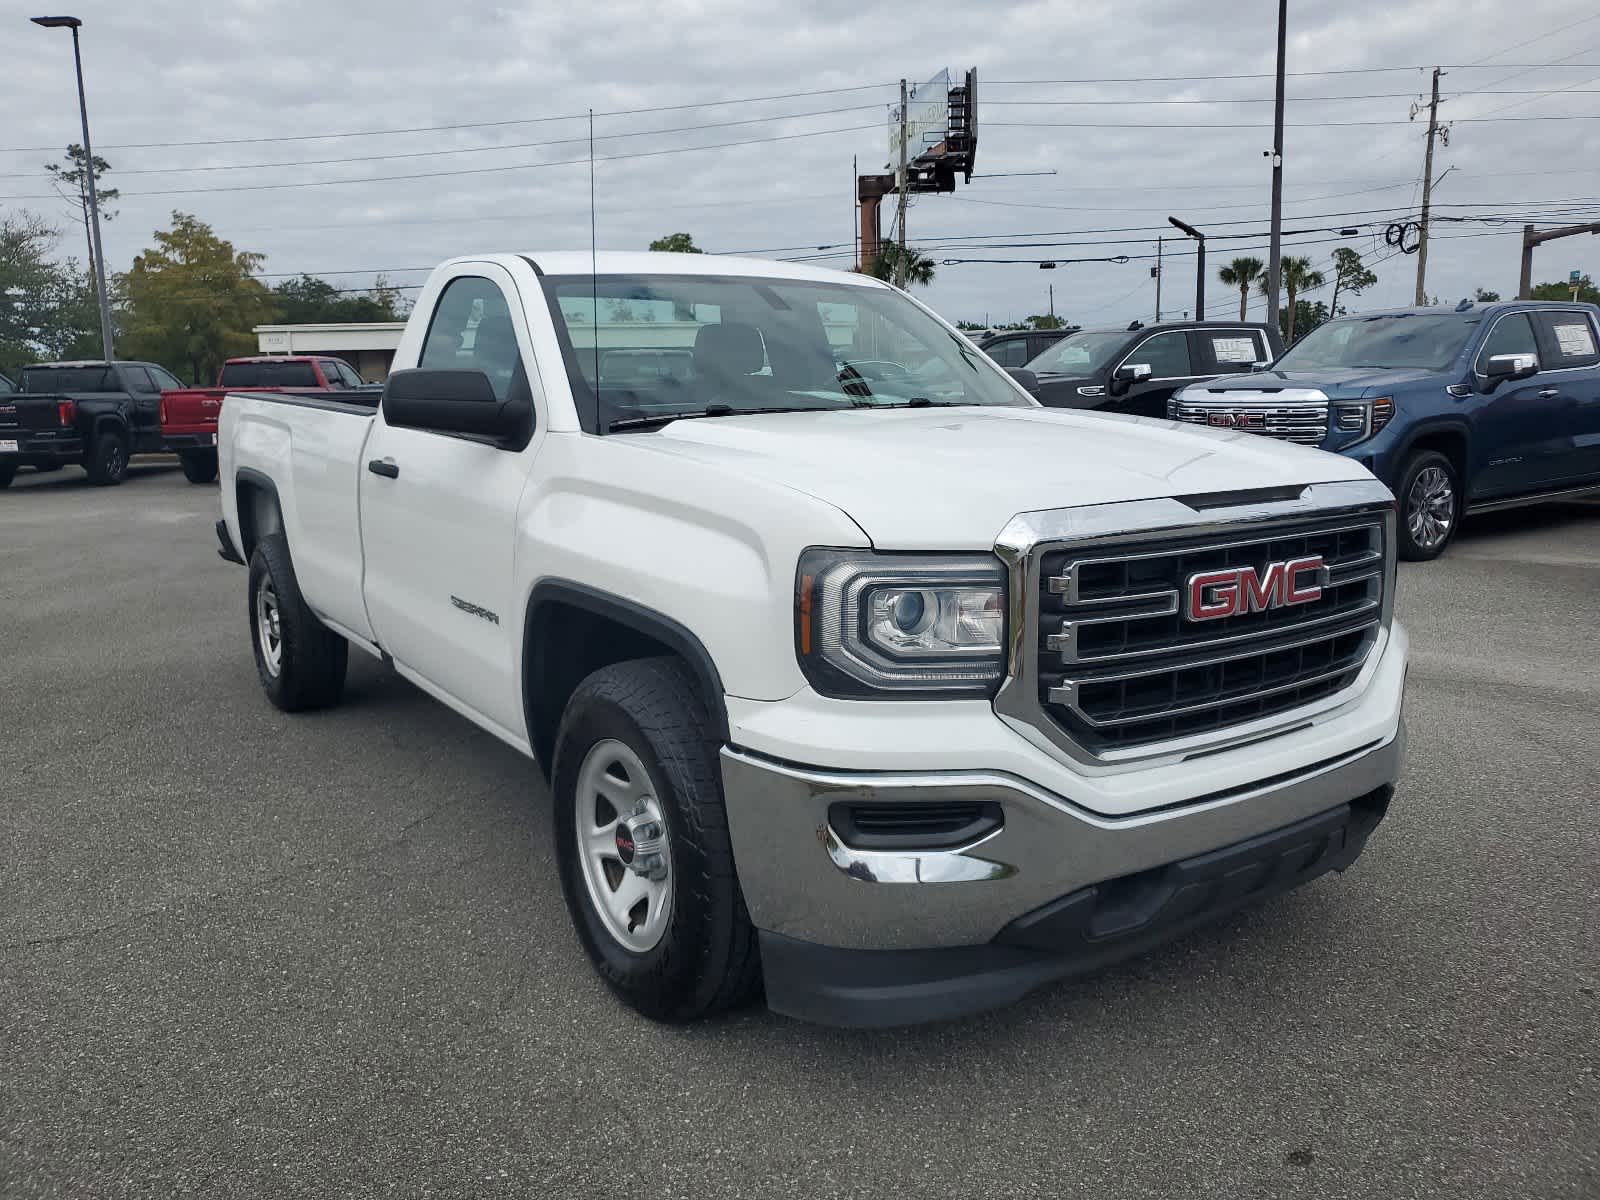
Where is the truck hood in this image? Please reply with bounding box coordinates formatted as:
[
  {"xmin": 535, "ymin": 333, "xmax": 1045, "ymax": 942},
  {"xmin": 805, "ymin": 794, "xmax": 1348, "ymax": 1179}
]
[
  {"xmin": 634, "ymin": 405, "xmax": 1368, "ymax": 548},
  {"xmin": 1190, "ymin": 367, "xmax": 1440, "ymax": 402}
]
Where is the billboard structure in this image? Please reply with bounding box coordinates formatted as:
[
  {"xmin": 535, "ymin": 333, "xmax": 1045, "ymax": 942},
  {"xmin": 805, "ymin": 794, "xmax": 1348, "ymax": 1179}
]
[{"xmin": 859, "ymin": 68, "xmax": 978, "ymax": 279}]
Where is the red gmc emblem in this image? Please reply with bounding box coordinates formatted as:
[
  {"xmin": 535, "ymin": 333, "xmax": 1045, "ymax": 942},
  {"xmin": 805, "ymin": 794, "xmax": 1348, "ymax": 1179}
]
[
  {"xmin": 1207, "ymin": 411, "xmax": 1265, "ymax": 430},
  {"xmin": 1186, "ymin": 556, "xmax": 1324, "ymax": 621}
]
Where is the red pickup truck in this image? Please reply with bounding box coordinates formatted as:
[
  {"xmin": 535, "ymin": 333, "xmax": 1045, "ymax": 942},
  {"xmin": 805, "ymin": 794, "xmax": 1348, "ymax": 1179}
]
[{"xmin": 161, "ymin": 355, "xmax": 378, "ymax": 482}]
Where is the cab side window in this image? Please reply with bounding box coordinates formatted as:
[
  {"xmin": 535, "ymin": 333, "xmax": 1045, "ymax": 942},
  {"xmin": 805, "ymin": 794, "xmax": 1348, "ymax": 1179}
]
[
  {"xmin": 1534, "ymin": 311, "xmax": 1600, "ymax": 370},
  {"xmin": 985, "ymin": 338, "xmax": 1030, "ymax": 368},
  {"xmin": 1127, "ymin": 331, "xmax": 1193, "ymax": 379},
  {"xmin": 419, "ymin": 276, "xmax": 523, "ymax": 400},
  {"xmin": 1475, "ymin": 313, "xmax": 1539, "ymax": 374}
]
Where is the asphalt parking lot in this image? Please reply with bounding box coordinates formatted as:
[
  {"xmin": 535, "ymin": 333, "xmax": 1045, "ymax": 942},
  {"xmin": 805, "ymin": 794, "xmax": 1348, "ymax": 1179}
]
[{"xmin": 2, "ymin": 463, "xmax": 1596, "ymax": 1199}]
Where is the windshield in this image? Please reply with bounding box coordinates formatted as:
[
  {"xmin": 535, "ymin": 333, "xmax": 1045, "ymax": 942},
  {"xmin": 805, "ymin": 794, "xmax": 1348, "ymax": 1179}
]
[
  {"xmin": 1273, "ymin": 313, "xmax": 1480, "ymax": 372},
  {"xmin": 0, "ymin": 373, "xmax": 14, "ymax": 394},
  {"xmin": 540, "ymin": 273, "xmax": 1031, "ymax": 431},
  {"xmin": 1025, "ymin": 330, "xmax": 1129, "ymax": 376},
  {"xmin": 21, "ymin": 365, "xmax": 118, "ymax": 393}
]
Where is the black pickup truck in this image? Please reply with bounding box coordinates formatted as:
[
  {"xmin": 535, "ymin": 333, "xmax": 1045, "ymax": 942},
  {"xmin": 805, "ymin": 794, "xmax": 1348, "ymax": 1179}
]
[{"xmin": 0, "ymin": 360, "xmax": 187, "ymax": 488}]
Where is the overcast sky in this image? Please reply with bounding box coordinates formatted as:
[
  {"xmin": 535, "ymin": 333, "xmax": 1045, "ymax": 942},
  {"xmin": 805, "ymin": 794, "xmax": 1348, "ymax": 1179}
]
[{"xmin": 5, "ymin": 0, "xmax": 1600, "ymax": 330}]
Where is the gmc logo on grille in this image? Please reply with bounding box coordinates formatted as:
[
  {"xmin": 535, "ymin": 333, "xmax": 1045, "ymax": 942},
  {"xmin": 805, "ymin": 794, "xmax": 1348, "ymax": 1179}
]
[
  {"xmin": 1207, "ymin": 411, "xmax": 1266, "ymax": 429},
  {"xmin": 1185, "ymin": 557, "xmax": 1324, "ymax": 621}
]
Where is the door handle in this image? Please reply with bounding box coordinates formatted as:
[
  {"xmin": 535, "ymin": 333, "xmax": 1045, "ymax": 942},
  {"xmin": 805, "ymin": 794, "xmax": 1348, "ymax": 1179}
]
[
  {"xmin": 1538, "ymin": 387, "xmax": 1560, "ymax": 398},
  {"xmin": 367, "ymin": 458, "xmax": 399, "ymax": 478}
]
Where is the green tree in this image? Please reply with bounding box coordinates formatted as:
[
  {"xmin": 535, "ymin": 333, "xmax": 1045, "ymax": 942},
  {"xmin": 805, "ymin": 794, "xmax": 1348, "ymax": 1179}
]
[
  {"xmin": 648, "ymin": 232, "xmax": 703, "ymax": 254},
  {"xmin": 271, "ymin": 273, "xmax": 406, "ymax": 324},
  {"xmin": 1024, "ymin": 313, "xmax": 1065, "ymax": 330},
  {"xmin": 863, "ymin": 243, "xmax": 936, "ymax": 289},
  {"xmin": 1259, "ymin": 255, "xmax": 1326, "ymax": 343},
  {"xmin": 1328, "ymin": 247, "xmax": 1378, "ymax": 316},
  {"xmin": 0, "ymin": 211, "xmax": 100, "ymax": 375},
  {"xmin": 1218, "ymin": 256, "xmax": 1264, "ymax": 321},
  {"xmin": 1473, "ymin": 287, "xmax": 1501, "ymax": 303},
  {"xmin": 118, "ymin": 212, "xmax": 274, "ymax": 383},
  {"xmin": 1531, "ymin": 276, "xmax": 1600, "ymax": 305},
  {"xmin": 43, "ymin": 143, "xmax": 119, "ymax": 283}
]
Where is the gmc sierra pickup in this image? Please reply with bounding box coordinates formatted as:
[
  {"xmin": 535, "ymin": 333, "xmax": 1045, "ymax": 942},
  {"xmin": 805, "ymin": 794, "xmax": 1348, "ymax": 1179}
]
[
  {"xmin": 1169, "ymin": 300, "xmax": 1600, "ymax": 559},
  {"xmin": 217, "ymin": 252, "xmax": 1409, "ymax": 1027},
  {"xmin": 162, "ymin": 355, "xmax": 378, "ymax": 483},
  {"xmin": 0, "ymin": 359, "xmax": 186, "ymax": 487}
]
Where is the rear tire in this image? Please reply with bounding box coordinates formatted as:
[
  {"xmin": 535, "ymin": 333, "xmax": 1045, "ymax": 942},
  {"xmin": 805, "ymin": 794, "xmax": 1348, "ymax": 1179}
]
[
  {"xmin": 84, "ymin": 431, "xmax": 129, "ymax": 486},
  {"xmin": 179, "ymin": 449, "xmax": 218, "ymax": 484},
  {"xmin": 0, "ymin": 463, "xmax": 14, "ymax": 489},
  {"xmin": 1396, "ymin": 449, "xmax": 1460, "ymax": 561},
  {"xmin": 247, "ymin": 532, "xmax": 347, "ymax": 711},
  {"xmin": 552, "ymin": 657, "xmax": 760, "ymax": 1023}
]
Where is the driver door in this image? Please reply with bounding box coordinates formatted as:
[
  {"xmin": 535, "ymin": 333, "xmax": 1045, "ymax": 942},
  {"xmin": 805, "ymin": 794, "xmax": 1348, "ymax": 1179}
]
[
  {"xmin": 1110, "ymin": 330, "xmax": 1200, "ymax": 417},
  {"xmin": 358, "ymin": 265, "xmax": 540, "ymax": 740}
]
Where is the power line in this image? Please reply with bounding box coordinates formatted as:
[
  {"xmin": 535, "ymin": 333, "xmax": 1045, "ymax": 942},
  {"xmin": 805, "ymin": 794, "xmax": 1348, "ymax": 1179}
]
[
  {"xmin": 0, "ymin": 123, "xmax": 880, "ymax": 201},
  {"xmin": 0, "ymin": 82, "xmax": 897, "ymax": 154},
  {"xmin": 0, "ymin": 104, "xmax": 882, "ymax": 180},
  {"xmin": 981, "ymin": 89, "xmax": 1600, "ymax": 105},
  {"xmin": 988, "ymin": 113, "xmax": 1600, "ymax": 130}
]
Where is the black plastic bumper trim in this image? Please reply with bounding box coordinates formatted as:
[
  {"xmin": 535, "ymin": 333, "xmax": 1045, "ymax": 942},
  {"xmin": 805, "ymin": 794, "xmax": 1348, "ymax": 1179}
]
[{"xmin": 760, "ymin": 787, "xmax": 1391, "ymax": 1028}]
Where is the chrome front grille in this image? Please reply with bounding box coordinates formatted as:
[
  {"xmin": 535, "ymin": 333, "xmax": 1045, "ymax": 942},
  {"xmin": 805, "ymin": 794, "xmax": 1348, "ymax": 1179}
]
[
  {"xmin": 1168, "ymin": 397, "xmax": 1329, "ymax": 445},
  {"xmin": 1036, "ymin": 517, "xmax": 1384, "ymax": 753},
  {"xmin": 993, "ymin": 485, "xmax": 1396, "ymax": 764}
]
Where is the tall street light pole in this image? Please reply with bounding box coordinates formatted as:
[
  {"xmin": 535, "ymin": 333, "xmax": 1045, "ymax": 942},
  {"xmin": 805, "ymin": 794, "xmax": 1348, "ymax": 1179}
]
[
  {"xmin": 32, "ymin": 14, "xmax": 115, "ymax": 362},
  {"xmin": 1168, "ymin": 217, "xmax": 1206, "ymax": 320},
  {"xmin": 1265, "ymin": 0, "xmax": 1288, "ymax": 332}
]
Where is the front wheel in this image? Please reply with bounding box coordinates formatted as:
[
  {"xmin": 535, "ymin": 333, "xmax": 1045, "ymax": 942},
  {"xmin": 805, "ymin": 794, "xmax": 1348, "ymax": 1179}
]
[
  {"xmin": 247, "ymin": 532, "xmax": 347, "ymax": 711},
  {"xmin": 179, "ymin": 449, "xmax": 218, "ymax": 484},
  {"xmin": 0, "ymin": 462, "xmax": 15, "ymax": 489},
  {"xmin": 552, "ymin": 657, "xmax": 760, "ymax": 1023},
  {"xmin": 1396, "ymin": 450, "xmax": 1460, "ymax": 561}
]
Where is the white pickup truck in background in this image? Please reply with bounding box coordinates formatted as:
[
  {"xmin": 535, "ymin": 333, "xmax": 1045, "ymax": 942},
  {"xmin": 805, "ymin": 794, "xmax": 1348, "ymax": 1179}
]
[{"xmin": 216, "ymin": 251, "xmax": 1408, "ymax": 1027}]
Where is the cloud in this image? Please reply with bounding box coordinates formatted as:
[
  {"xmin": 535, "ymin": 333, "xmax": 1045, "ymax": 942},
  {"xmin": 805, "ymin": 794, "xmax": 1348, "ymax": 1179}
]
[{"xmin": 3, "ymin": 0, "xmax": 1598, "ymax": 326}]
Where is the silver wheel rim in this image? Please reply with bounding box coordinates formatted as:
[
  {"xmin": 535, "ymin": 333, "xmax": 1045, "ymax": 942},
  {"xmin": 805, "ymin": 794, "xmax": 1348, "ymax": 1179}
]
[
  {"xmin": 1407, "ymin": 465, "xmax": 1455, "ymax": 550},
  {"xmin": 256, "ymin": 580, "xmax": 283, "ymax": 677},
  {"xmin": 575, "ymin": 739, "xmax": 674, "ymax": 954}
]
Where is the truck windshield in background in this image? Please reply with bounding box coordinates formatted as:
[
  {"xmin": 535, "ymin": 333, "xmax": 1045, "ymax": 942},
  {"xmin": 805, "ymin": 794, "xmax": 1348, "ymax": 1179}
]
[
  {"xmin": 219, "ymin": 361, "xmax": 320, "ymax": 388},
  {"xmin": 21, "ymin": 365, "xmax": 118, "ymax": 392},
  {"xmin": 1026, "ymin": 330, "xmax": 1131, "ymax": 376},
  {"xmin": 537, "ymin": 273, "xmax": 1031, "ymax": 430},
  {"xmin": 1273, "ymin": 312, "xmax": 1480, "ymax": 372}
]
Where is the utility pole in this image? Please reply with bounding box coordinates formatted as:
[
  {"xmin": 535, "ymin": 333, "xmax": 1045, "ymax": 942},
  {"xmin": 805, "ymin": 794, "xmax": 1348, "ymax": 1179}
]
[
  {"xmin": 1518, "ymin": 222, "xmax": 1600, "ymax": 298},
  {"xmin": 1048, "ymin": 282, "xmax": 1055, "ymax": 323},
  {"xmin": 1265, "ymin": 0, "xmax": 1288, "ymax": 331},
  {"xmin": 895, "ymin": 78, "xmax": 910, "ymax": 288},
  {"xmin": 1414, "ymin": 67, "xmax": 1447, "ymax": 306},
  {"xmin": 1154, "ymin": 237, "xmax": 1163, "ymax": 321},
  {"xmin": 32, "ymin": 15, "xmax": 113, "ymax": 361},
  {"xmin": 1168, "ymin": 217, "xmax": 1206, "ymax": 321},
  {"xmin": 852, "ymin": 154, "xmax": 859, "ymax": 271}
]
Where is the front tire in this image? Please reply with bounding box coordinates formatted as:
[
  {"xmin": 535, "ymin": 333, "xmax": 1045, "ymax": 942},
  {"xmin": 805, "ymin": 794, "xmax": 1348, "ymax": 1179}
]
[
  {"xmin": 179, "ymin": 449, "xmax": 218, "ymax": 484},
  {"xmin": 1396, "ymin": 449, "xmax": 1460, "ymax": 561},
  {"xmin": 552, "ymin": 657, "xmax": 760, "ymax": 1023},
  {"xmin": 0, "ymin": 463, "xmax": 14, "ymax": 489},
  {"xmin": 247, "ymin": 532, "xmax": 347, "ymax": 711},
  {"xmin": 84, "ymin": 431, "xmax": 129, "ymax": 486}
]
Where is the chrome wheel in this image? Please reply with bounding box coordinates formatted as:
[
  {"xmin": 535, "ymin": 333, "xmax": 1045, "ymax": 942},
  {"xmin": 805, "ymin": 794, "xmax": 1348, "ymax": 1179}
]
[
  {"xmin": 575, "ymin": 739, "xmax": 673, "ymax": 954},
  {"xmin": 1406, "ymin": 465, "xmax": 1455, "ymax": 551},
  {"xmin": 256, "ymin": 579, "xmax": 283, "ymax": 677}
]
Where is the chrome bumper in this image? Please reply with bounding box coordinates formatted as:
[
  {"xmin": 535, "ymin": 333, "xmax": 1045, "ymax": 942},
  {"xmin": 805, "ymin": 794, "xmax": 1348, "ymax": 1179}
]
[{"xmin": 720, "ymin": 724, "xmax": 1404, "ymax": 953}]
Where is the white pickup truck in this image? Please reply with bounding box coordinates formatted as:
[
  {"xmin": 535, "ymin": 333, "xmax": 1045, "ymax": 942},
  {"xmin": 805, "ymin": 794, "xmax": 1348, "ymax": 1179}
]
[{"xmin": 216, "ymin": 252, "xmax": 1408, "ymax": 1027}]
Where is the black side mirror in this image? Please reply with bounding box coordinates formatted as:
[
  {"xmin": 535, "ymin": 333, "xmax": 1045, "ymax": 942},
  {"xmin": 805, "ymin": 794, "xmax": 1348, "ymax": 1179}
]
[
  {"xmin": 1481, "ymin": 352, "xmax": 1538, "ymax": 391},
  {"xmin": 1108, "ymin": 362, "xmax": 1152, "ymax": 396},
  {"xmin": 1005, "ymin": 367, "xmax": 1039, "ymax": 394},
  {"xmin": 382, "ymin": 368, "xmax": 533, "ymax": 448}
]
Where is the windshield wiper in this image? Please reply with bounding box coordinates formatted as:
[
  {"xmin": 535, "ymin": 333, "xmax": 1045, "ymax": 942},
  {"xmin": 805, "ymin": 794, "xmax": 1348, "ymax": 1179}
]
[{"xmin": 607, "ymin": 404, "xmax": 826, "ymax": 432}]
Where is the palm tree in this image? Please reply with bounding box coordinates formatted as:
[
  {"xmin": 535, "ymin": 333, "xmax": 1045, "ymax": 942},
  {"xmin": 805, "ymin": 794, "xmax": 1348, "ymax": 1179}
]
[
  {"xmin": 864, "ymin": 243, "xmax": 936, "ymax": 289},
  {"xmin": 1218, "ymin": 256, "xmax": 1264, "ymax": 321},
  {"xmin": 1257, "ymin": 255, "xmax": 1327, "ymax": 343}
]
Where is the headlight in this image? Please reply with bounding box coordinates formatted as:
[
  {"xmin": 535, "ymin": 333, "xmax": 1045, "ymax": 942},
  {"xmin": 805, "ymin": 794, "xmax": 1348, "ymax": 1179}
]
[
  {"xmin": 1331, "ymin": 396, "xmax": 1395, "ymax": 444},
  {"xmin": 796, "ymin": 549, "xmax": 1006, "ymax": 697}
]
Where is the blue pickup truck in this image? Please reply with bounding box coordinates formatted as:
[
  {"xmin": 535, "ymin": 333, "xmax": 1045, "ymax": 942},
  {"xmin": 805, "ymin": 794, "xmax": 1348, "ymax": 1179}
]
[{"xmin": 1168, "ymin": 300, "xmax": 1600, "ymax": 559}]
